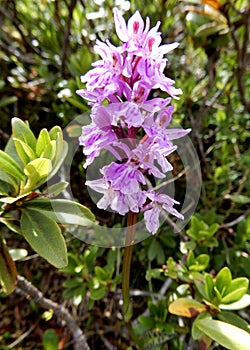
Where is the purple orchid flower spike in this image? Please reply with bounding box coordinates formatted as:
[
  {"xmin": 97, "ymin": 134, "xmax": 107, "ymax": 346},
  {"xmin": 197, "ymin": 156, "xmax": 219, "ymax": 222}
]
[{"xmin": 78, "ymin": 7, "xmax": 190, "ymax": 235}]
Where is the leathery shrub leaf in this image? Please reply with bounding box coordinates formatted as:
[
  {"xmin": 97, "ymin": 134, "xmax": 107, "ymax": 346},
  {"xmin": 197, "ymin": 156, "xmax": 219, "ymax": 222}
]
[
  {"xmin": 21, "ymin": 208, "xmax": 67, "ymax": 268},
  {"xmin": 195, "ymin": 318, "xmax": 250, "ymax": 350}
]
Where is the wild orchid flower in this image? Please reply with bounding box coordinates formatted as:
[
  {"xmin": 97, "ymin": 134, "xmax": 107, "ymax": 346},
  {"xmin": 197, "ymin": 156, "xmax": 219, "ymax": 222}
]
[{"xmin": 77, "ymin": 8, "xmax": 190, "ymax": 235}]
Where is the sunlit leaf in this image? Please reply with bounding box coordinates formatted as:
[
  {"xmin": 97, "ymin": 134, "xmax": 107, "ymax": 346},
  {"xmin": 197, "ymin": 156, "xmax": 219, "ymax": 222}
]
[
  {"xmin": 0, "ymin": 150, "xmax": 24, "ymax": 181},
  {"xmin": 23, "ymin": 158, "xmax": 52, "ymax": 191},
  {"xmin": 36, "ymin": 128, "xmax": 51, "ymax": 157},
  {"xmin": 12, "ymin": 117, "xmax": 36, "ymax": 151},
  {"xmin": 195, "ymin": 319, "xmax": 250, "ymax": 350},
  {"xmin": 220, "ymin": 293, "xmax": 250, "ymax": 309},
  {"xmin": 13, "ymin": 138, "xmax": 37, "ymax": 165}
]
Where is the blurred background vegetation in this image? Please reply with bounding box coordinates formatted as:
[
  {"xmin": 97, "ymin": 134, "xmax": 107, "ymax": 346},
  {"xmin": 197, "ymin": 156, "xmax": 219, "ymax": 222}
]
[{"xmin": 0, "ymin": 0, "xmax": 250, "ymax": 349}]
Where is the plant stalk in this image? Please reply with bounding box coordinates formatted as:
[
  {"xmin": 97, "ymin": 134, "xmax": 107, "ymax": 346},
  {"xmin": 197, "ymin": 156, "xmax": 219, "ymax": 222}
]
[{"xmin": 122, "ymin": 211, "xmax": 142, "ymax": 348}]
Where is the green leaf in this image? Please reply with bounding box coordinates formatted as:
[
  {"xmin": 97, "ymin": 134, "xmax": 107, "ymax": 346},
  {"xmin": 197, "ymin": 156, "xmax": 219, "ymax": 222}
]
[
  {"xmin": 23, "ymin": 158, "xmax": 52, "ymax": 191},
  {"xmin": 0, "ymin": 150, "xmax": 24, "ymax": 180},
  {"xmin": 11, "ymin": 117, "xmax": 36, "ymax": 151},
  {"xmin": 205, "ymin": 273, "xmax": 215, "ymax": 300},
  {"xmin": 192, "ymin": 312, "xmax": 212, "ymax": 340},
  {"xmin": 207, "ymin": 223, "xmax": 219, "ymax": 238},
  {"xmin": 189, "ymin": 254, "xmax": 209, "ymax": 272},
  {"xmin": 193, "ymin": 278, "xmax": 207, "ymax": 299},
  {"xmin": 0, "ymin": 217, "xmax": 23, "ymax": 235},
  {"xmin": 43, "ymin": 182, "xmax": 69, "ymax": 197},
  {"xmin": 0, "ymin": 171, "xmax": 18, "ymax": 194},
  {"xmin": 20, "ymin": 208, "xmax": 67, "ymax": 268},
  {"xmin": 218, "ymin": 311, "xmax": 250, "ymax": 334},
  {"xmin": 226, "ymin": 194, "xmax": 250, "ymax": 204},
  {"xmin": 220, "ymin": 294, "xmax": 250, "ymax": 310},
  {"xmin": 0, "ymin": 239, "xmax": 17, "ymax": 294},
  {"xmin": 24, "ymin": 198, "xmax": 95, "ymax": 226},
  {"xmin": 40, "ymin": 140, "xmax": 56, "ymax": 160},
  {"xmin": 138, "ymin": 316, "xmax": 156, "ymax": 330},
  {"xmin": 223, "ymin": 278, "xmax": 249, "ymax": 303},
  {"xmin": 0, "ymin": 96, "xmax": 18, "ymax": 108},
  {"xmin": 13, "ymin": 138, "xmax": 37, "ymax": 165},
  {"xmin": 148, "ymin": 239, "xmax": 161, "ymax": 261},
  {"xmin": 195, "ymin": 22, "xmax": 228, "ymax": 38},
  {"xmin": 36, "ymin": 129, "xmax": 51, "ymax": 157},
  {"xmin": 89, "ymin": 286, "xmax": 106, "ymax": 300},
  {"xmin": 215, "ymin": 267, "xmax": 232, "ymax": 295},
  {"xmin": 42, "ymin": 329, "xmax": 59, "ymax": 350},
  {"xmin": 94, "ymin": 266, "xmax": 108, "ymax": 281},
  {"xmin": 195, "ymin": 319, "xmax": 250, "ymax": 350},
  {"xmin": 48, "ymin": 141, "xmax": 68, "ymax": 180}
]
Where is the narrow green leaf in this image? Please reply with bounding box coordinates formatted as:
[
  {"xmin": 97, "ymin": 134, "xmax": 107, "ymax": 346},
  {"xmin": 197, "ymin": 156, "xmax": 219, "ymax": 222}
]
[
  {"xmin": 205, "ymin": 273, "xmax": 215, "ymax": 300},
  {"xmin": 20, "ymin": 208, "xmax": 67, "ymax": 268},
  {"xmin": 36, "ymin": 129, "xmax": 51, "ymax": 157},
  {"xmin": 13, "ymin": 138, "xmax": 37, "ymax": 164},
  {"xmin": 12, "ymin": 117, "xmax": 36, "ymax": 151},
  {"xmin": 195, "ymin": 319, "xmax": 250, "ymax": 350},
  {"xmin": 0, "ymin": 150, "xmax": 24, "ymax": 180},
  {"xmin": 0, "ymin": 239, "xmax": 17, "ymax": 294}
]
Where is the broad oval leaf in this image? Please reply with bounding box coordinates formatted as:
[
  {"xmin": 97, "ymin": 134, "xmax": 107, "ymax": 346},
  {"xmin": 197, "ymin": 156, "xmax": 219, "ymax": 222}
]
[
  {"xmin": 218, "ymin": 311, "xmax": 250, "ymax": 334},
  {"xmin": 24, "ymin": 198, "xmax": 95, "ymax": 226},
  {"xmin": 169, "ymin": 298, "xmax": 207, "ymax": 318},
  {"xmin": 195, "ymin": 319, "xmax": 250, "ymax": 350},
  {"xmin": 20, "ymin": 208, "xmax": 67, "ymax": 268}
]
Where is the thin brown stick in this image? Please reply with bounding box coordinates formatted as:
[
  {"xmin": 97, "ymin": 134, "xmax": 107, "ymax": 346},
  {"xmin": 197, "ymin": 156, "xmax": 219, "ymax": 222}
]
[{"xmin": 16, "ymin": 275, "xmax": 90, "ymax": 350}]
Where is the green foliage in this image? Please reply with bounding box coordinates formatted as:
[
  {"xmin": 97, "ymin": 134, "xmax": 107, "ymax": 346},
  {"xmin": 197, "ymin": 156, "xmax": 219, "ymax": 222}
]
[{"xmin": 0, "ymin": 118, "xmax": 95, "ymax": 291}]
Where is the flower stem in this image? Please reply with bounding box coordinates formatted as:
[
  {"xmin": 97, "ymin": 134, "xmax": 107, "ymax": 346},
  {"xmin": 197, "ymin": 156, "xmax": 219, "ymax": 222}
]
[{"xmin": 122, "ymin": 212, "xmax": 143, "ymax": 348}]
